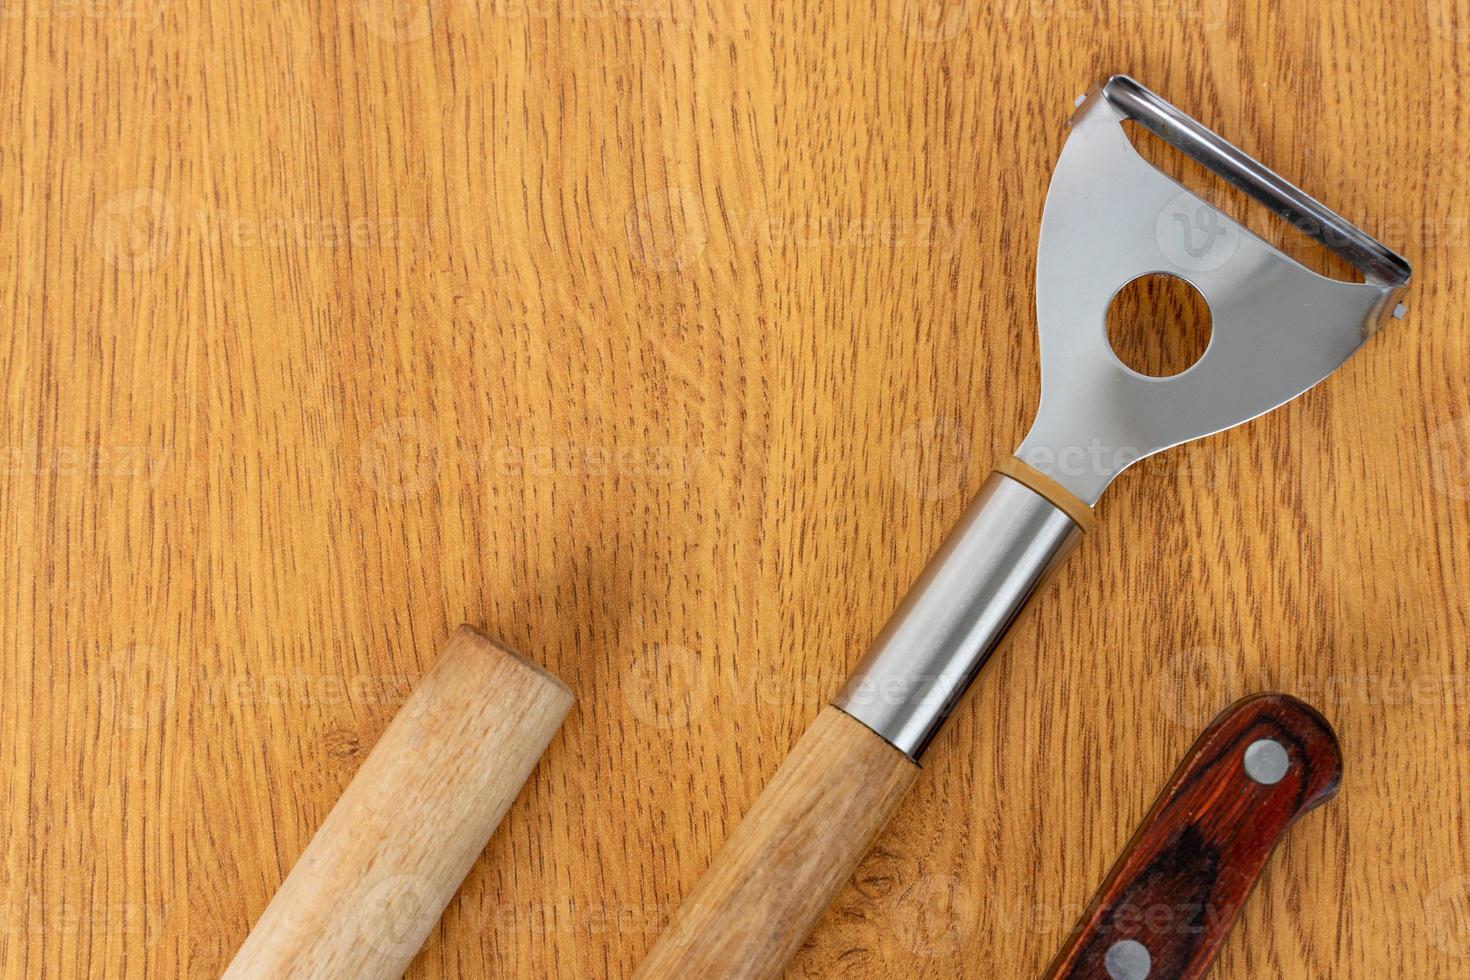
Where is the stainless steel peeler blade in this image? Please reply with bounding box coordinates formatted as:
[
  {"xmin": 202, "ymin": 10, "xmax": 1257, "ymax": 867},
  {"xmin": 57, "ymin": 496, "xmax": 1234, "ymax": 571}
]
[{"xmin": 1018, "ymin": 75, "xmax": 1411, "ymax": 504}]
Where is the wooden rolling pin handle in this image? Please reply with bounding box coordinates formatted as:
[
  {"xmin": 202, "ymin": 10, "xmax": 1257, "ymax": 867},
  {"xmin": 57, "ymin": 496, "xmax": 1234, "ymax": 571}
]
[
  {"xmin": 223, "ymin": 625, "xmax": 573, "ymax": 980},
  {"xmin": 1045, "ymin": 693, "xmax": 1342, "ymax": 980},
  {"xmin": 634, "ymin": 706, "xmax": 920, "ymax": 980}
]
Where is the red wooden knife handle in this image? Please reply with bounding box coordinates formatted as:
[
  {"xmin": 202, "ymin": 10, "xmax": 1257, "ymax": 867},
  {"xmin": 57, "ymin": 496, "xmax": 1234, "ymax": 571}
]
[{"xmin": 1045, "ymin": 693, "xmax": 1342, "ymax": 980}]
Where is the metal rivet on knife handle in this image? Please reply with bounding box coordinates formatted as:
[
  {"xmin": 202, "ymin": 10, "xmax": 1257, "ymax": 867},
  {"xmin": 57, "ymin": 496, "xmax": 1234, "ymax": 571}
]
[
  {"xmin": 637, "ymin": 75, "xmax": 1408, "ymax": 980},
  {"xmin": 1244, "ymin": 737, "xmax": 1291, "ymax": 785},
  {"xmin": 1105, "ymin": 939, "xmax": 1152, "ymax": 980}
]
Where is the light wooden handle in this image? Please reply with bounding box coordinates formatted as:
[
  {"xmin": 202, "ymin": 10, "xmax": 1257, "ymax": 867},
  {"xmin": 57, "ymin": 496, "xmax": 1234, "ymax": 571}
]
[
  {"xmin": 223, "ymin": 625, "xmax": 573, "ymax": 980},
  {"xmin": 636, "ymin": 706, "xmax": 919, "ymax": 980}
]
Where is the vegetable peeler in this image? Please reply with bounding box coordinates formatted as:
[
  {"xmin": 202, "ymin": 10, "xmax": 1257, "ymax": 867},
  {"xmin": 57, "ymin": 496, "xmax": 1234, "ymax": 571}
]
[{"xmin": 636, "ymin": 76, "xmax": 1410, "ymax": 980}]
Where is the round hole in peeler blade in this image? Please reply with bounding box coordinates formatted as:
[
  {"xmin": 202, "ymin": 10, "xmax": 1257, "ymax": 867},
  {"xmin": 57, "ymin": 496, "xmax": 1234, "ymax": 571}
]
[{"xmin": 1104, "ymin": 272, "xmax": 1213, "ymax": 378}]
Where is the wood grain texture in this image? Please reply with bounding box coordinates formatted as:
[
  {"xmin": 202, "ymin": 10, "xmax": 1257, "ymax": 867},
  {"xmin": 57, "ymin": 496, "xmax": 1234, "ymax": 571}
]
[
  {"xmin": 1, "ymin": 0, "xmax": 1468, "ymax": 978},
  {"xmin": 635, "ymin": 706, "xmax": 919, "ymax": 980},
  {"xmin": 222, "ymin": 626, "xmax": 572, "ymax": 979},
  {"xmin": 1045, "ymin": 693, "xmax": 1342, "ymax": 980}
]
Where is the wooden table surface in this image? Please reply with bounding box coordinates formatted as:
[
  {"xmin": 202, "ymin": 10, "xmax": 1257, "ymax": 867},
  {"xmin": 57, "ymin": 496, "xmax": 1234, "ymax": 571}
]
[{"xmin": 4, "ymin": 0, "xmax": 1468, "ymax": 976}]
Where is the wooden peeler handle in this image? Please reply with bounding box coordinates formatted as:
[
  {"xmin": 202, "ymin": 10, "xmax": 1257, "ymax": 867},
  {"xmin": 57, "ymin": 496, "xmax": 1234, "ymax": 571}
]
[
  {"xmin": 1045, "ymin": 693, "xmax": 1342, "ymax": 980},
  {"xmin": 634, "ymin": 706, "xmax": 919, "ymax": 980},
  {"xmin": 639, "ymin": 458, "xmax": 1092, "ymax": 980}
]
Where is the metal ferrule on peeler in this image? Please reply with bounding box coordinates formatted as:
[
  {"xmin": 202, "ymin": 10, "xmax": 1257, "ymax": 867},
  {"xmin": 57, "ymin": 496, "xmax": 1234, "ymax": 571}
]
[
  {"xmin": 834, "ymin": 76, "xmax": 1411, "ymax": 762},
  {"xmin": 834, "ymin": 467, "xmax": 1084, "ymax": 760}
]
